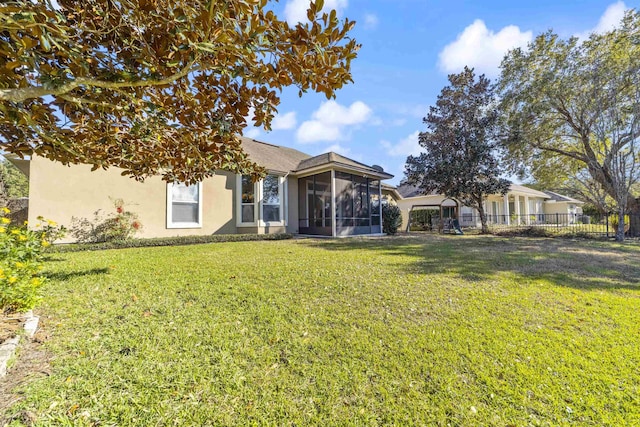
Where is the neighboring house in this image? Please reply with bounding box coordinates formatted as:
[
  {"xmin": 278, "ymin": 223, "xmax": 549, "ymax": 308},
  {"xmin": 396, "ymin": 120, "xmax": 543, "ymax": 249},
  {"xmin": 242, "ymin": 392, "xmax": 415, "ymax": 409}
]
[
  {"xmin": 394, "ymin": 183, "xmax": 585, "ymax": 231},
  {"xmin": 11, "ymin": 137, "xmax": 393, "ymax": 241},
  {"xmin": 542, "ymin": 191, "xmax": 585, "ymax": 217}
]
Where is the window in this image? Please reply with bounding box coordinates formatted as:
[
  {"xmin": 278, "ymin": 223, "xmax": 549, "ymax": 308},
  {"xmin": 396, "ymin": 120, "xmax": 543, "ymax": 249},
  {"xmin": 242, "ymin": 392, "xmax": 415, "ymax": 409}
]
[
  {"xmin": 237, "ymin": 174, "xmax": 285, "ymax": 226},
  {"xmin": 167, "ymin": 182, "xmax": 202, "ymax": 228},
  {"xmin": 241, "ymin": 175, "xmax": 255, "ymax": 223},
  {"xmin": 262, "ymin": 175, "xmax": 281, "ymax": 223},
  {"xmin": 460, "ymin": 207, "xmax": 475, "ymax": 223}
]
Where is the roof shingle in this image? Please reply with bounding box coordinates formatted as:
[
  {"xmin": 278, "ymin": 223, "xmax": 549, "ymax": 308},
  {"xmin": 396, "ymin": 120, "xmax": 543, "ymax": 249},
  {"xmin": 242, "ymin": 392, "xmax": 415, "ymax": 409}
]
[{"xmin": 240, "ymin": 137, "xmax": 310, "ymax": 173}]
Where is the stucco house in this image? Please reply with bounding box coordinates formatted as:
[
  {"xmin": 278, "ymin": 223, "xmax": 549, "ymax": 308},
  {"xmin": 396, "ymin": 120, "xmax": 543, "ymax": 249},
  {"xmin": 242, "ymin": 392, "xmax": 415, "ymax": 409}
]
[
  {"xmin": 394, "ymin": 183, "xmax": 584, "ymax": 231},
  {"xmin": 12, "ymin": 137, "xmax": 394, "ymax": 241}
]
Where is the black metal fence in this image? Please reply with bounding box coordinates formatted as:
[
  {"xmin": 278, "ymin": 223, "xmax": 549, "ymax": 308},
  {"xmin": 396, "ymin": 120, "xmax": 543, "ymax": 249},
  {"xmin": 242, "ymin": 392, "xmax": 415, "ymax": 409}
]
[{"xmin": 409, "ymin": 211, "xmax": 640, "ymax": 238}]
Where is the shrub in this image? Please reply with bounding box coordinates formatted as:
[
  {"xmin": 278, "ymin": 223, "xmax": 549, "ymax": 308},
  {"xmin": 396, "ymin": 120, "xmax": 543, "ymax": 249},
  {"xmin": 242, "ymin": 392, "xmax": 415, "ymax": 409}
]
[
  {"xmin": 70, "ymin": 199, "xmax": 142, "ymax": 243},
  {"xmin": 609, "ymin": 213, "xmax": 630, "ymax": 231},
  {"xmin": 49, "ymin": 233, "xmax": 293, "ymax": 253},
  {"xmin": 0, "ymin": 210, "xmax": 65, "ymax": 314},
  {"xmin": 383, "ymin": 204, "xmax": 402, "ymax": 235}
]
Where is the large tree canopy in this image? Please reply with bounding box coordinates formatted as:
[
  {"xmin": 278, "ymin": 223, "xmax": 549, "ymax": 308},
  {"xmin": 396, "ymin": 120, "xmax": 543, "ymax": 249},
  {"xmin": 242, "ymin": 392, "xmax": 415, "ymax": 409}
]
[
  {"xmin": 405, "ymin": 67, "xmax": 510, "ymax": 234},
  {"xmin": 0, "ymin": 0, "xmax": 358, "ymax": 183},
  {"xmin": 524, "ymin": 153, "xmax": 614, "ymax": 215},
  {"xmin": 499, "ymin": 10, "xmax": 640, "ymax": 240}
]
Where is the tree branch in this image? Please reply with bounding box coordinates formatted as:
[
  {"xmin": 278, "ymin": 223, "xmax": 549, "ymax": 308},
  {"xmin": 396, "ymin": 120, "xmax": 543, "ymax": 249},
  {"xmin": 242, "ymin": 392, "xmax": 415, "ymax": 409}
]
[{"xmin": 0, "ymin": 61, "xmax": 198, "ymax": 103}]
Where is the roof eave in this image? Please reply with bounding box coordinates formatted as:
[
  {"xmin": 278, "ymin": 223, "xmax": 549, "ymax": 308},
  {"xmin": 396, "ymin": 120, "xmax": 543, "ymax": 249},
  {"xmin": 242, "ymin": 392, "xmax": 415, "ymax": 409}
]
[
  {"xmin": 293, "ymin": 162, "xmax": 393, "ymax": 180},
  {"xmin": 4, "ymin": 155, "xmax": 30, "ymax": 178}
]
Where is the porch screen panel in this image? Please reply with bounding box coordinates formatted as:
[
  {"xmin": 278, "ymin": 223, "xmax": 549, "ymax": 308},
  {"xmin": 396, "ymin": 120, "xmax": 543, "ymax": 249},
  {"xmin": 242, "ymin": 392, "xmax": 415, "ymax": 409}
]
[
  {"xmin": 298, "ymin": 172, "xmax": 331, "ymax": 235},
  {"xmin": 314, "ymin": 173, "xmax": 331, "ymax": 227},
  {"xmin": 298, "ymin": 177, "xmax": 309, "ymax": 228},
  {"xmin": 354, "ymin": 175, "xmax": 369, "ymax": 226},
  {"xmin": 335, "ymin": 172, "xmax": 353, "ymax": 228},
  {"xmin": 369, "ymin": 180, "xmax": 381, "ymax": 227},
  {"xmin": 335, "ymin": 172, "xmax": 376, "ymax": 235}
]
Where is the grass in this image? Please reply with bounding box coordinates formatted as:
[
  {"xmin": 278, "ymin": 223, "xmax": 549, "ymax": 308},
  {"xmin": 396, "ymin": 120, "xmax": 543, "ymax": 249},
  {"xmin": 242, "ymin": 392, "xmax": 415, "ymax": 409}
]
[{"xmin": 3, "ymin": 235, "xmax": 640, "ymax": 426}]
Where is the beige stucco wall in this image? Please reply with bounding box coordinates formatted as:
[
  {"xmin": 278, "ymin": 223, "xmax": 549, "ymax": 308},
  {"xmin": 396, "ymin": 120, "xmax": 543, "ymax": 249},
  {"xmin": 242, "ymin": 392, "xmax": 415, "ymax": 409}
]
[
  {"xmin": 29, "ymin": 156, "xmax": 238, "ymax": 242},
  {"xmin": 543, "ymin": 201, "xmax": 582, "ymax": 216},
  {"xmin": 542, "ymin": 202, "xmax": 567, "ymax": 216}
]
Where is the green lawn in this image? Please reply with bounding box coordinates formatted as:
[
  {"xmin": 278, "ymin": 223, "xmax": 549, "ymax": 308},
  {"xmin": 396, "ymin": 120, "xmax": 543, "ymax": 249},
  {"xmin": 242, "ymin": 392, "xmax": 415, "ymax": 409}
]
[{"xmin": 4, "ymin": 235, "xmax": 640, "ymax": 426}]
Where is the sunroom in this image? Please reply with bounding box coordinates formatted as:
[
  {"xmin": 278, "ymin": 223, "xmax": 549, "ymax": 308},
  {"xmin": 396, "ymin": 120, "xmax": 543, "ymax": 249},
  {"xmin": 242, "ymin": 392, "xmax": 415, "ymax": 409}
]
[{"xmin": 294, "ymin": 153, "xmax": 393, "ymax": 237}]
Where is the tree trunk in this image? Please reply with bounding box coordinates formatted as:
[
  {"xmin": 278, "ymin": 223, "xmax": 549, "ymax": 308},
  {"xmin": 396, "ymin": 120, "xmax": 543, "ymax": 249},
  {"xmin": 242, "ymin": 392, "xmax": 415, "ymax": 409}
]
[
  {"xmin": 584, "ymin": 157, "xmax": 638, "ymax": 239},
  {"xmin": 477, "ymin": 203, "xmax": 489, "ymax": 234},
  {"xmin": 628, "ymin": 197, "xmax": 640, "ymax": 238},
  {"xmin": 615, "ymin": 208, "xmax": 626, "ymax": 242}
]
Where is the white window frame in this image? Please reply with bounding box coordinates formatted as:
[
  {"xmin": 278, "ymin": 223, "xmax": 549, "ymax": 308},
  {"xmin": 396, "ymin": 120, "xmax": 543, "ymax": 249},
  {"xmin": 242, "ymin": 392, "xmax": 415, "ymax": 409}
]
[
  {"xmin": 236, "ymin": 174, "xmax": 286, "ymax": 227},
  {"xmin": 259, "ymin": 174, "xmax": 286, "ymax": 227},
  {"xmin": 166, "ymin": 182, "xmax": 203, "ymax": 229},
  {"xmin": 237, "ymin": 175, "xmax": 257, "ymax": 226}
]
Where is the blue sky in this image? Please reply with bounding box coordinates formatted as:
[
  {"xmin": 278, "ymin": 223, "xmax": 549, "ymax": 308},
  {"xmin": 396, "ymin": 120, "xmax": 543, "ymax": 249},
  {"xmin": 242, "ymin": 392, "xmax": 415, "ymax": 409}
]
[{"xmin": 245, "ymin": 0, "xmax": 636, "ymax": 185}]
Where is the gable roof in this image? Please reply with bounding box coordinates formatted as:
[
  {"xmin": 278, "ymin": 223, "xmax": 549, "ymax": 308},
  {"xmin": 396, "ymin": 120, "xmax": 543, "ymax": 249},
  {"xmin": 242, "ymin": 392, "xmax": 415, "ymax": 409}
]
[
  {"xmin": 4, "ymin": 154, "xmax": 30, "ymax": 178},
  {"xmin": 240, "ymin": 137, "xmax": 392, "ymax": 179},
  {"xmin": 396, "ymin": 182, "xmax": 551, "ymax": 200},
  {"xmin": 382, "ymin": 183, "xmax": 402, "ymax": 200},
  {"xmin": 543, "ymin": 190, "xmax": 585, "ymax": 204},
  {"xmin": 294, "ymin": 152, "xmax": 393, "ymax": 179},
  {"xmin": 240, "ymin": 137, "xmax": 311, "ymax": 174},
  {"xmin": 396, "ymin": 183, "xmax": 443, "ymax": 198},
  {"xmin": 509, "ymin": 184, "xmax": 550, "ymax": 198}
]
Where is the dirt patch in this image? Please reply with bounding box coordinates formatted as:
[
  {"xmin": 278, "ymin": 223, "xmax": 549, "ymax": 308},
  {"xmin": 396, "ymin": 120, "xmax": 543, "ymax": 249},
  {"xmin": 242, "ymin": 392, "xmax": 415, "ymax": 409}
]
[
  {"xmin": 0, "ymin": 316, "xmax": 52, "ymax": 422},
  {"xmin": 0, "ymin": 316, "xmax": 26, "ymax": 345}
]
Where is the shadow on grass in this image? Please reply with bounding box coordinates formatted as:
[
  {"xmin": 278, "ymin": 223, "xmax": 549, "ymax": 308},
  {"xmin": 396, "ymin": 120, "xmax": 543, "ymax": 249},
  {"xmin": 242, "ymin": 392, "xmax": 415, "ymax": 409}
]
[
  {"xmin": 42, "ymin": 256, "xmax": 67, "ymax": 263},
  {"xmin": 302, "ymin": 235, "xmax": 640, "ymax": 292},
  {"xmin": 44, "ymin": 267, "xmax": 110, "ymax": 282}
]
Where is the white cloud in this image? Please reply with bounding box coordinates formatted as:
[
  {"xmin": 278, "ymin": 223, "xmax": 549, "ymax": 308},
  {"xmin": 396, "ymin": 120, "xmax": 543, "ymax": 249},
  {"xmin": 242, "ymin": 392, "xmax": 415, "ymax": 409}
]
[
  {"xmin": 272, "ymin": 111, "xmax": 297, "ymax": 130},
  {"xmin": 576, "ymin": 1, "xmax": 628, "ymax": 39},
  {"xmin": 364, "ymin": 13, "xmax": 379, "ymax": 30},
  {"xmin": 314, "ymin": 100, "xmax": 371, "ymax": 126},
  {"xmin": 297, "ymin": 120, "xmax": 342, "ymax": 143},
  {"xmin": 296, "ymin": 100, "xmax": 372, "ymax": 143},
  {"xmin": 385, "ymin": 103, "xmax": 428, "ymax": 119},
  {"xmin": 244, "ymin": 128, "xmax": 261, "ymax": 139},
  {"xmin": 438, "ymin": 19, "xmax": 532, "ymax": 78},
  {"xmin": 380, "ymin": 131, "xmax": 422, "ymax": 157},
  {"xmin": 284, "ymin": 0, "xmax": 348, "ymax": 24}
]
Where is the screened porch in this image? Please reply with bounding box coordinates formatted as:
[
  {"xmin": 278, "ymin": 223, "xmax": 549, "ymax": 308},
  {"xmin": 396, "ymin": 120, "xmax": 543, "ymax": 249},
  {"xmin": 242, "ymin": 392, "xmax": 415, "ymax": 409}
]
[{"xmin": 297, "ymin": 171, "xmax": 383, "ymax": 236}]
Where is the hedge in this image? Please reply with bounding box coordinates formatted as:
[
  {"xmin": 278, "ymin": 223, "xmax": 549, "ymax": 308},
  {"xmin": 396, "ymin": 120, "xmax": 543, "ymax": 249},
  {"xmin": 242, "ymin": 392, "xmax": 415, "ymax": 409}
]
[{"xmin": 48, "ymin": 233, "xmax": 294, "ymax": 253}]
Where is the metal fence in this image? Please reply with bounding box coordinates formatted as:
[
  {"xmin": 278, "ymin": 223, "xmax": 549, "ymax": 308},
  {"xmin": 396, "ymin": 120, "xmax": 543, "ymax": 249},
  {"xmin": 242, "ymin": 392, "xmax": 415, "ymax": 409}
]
[{"xmin": 410, "ymin": 211, "xmax": 640, "ymax": 238}]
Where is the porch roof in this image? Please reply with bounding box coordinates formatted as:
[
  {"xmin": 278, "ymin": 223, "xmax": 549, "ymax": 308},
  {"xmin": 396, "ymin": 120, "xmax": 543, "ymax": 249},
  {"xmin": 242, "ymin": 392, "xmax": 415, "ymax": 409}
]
[
  {"xmin": 509, "ymin": 184, "xmax": 550, "ymax": 198},
  {"xmin": 396, "ymin": 183, "xmax": 441, "ymax": 199},
  {"xmin": 396, "ymin": 183, "xmax": 551, "ymax": 200},
  {"xmin": 240, "ymin": 137, "xmax": 393, "ymax": 179},
  {"xmin": 543, "ymin": 190, "xmax": 585, "ymax": 204},
  {"xmin": 293, "ymin": 152, "xmax": 393, "ymax": 179}
]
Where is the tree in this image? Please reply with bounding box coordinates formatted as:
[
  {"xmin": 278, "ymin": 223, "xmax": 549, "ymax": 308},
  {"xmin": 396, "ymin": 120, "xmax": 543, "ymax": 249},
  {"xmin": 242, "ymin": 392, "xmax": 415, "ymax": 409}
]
[
  {"xmin": 523, "ymin": 154, "xmax": 613, "ymax": 215},
  {"xmin": 382, "ymin": 203, "xmax": 402, "ymax": 235},
  {"xmin": 499, "ymin": 11, "xmax": 640, "ymax": 241},
  {"xmin": 0, "ymin": 0, "xmax": 359, "ymax": 184},
  {"xmin": 0, "ymin": 157, "xmax": 29, "ymax": 200},
  {"xmin": 405, "ymin": 67, "xmax": 510, "ymax": 234}
]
